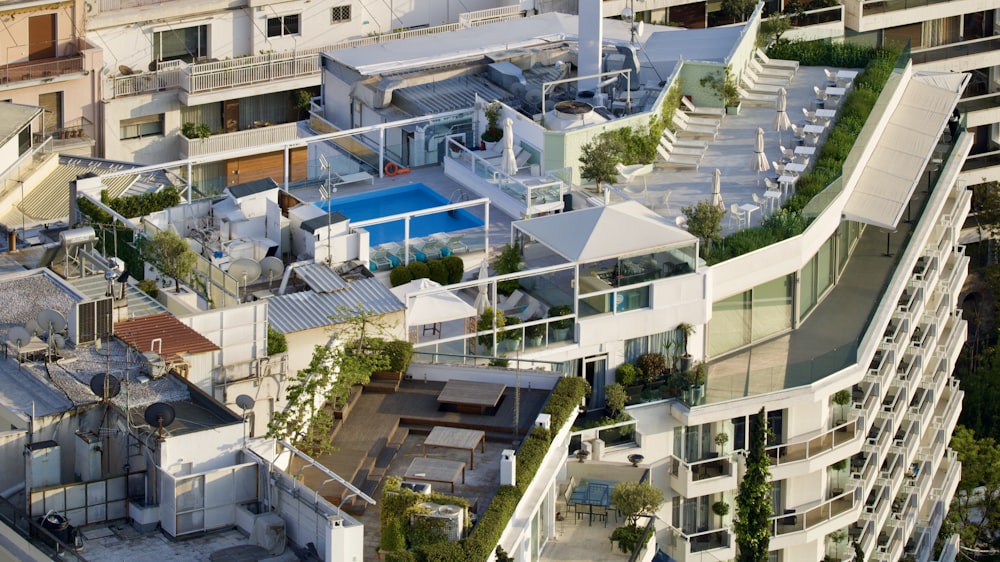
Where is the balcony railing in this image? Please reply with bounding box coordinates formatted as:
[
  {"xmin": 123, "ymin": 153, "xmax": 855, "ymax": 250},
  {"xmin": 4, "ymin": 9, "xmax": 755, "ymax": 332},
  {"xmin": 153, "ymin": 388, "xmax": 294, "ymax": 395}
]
[
  {"xmin": 184, "ymin": 51, "xmax": 320, "ymax": 94},
  {"xmin": 0, "ymin": 55, "xmax": 83, "ymax": 86},
  {"xmin": 104, "ymin": 60, "xmax": 182, "ymax": 99},
  {"xmin": 661, "ymin": 525, "xmax": 733, "ymax": 560},
  {"xmin": 789, "ymin": 5, "xmax": 844, "ymax": 26},
  {"xmin": 770, "ymin": 487, "xmax": 860, "ymax": 537},
  {"xmin": 179, "ymin": 122, "xmax": 300, "ymax": 158},
  {"xmin": 766, "ymin": 418, "xmax": 860, "ymax": 466},
  {"xmin": 861, "ymin": 0, "xmax": 951, "ymax": 16},
  {"xmin": 911, "ymin": 36, "xmax": 1000, "ymax": 65},
  {"xmin": 668, "ymin": 454, "xmax": 734, "ymax": 496}
]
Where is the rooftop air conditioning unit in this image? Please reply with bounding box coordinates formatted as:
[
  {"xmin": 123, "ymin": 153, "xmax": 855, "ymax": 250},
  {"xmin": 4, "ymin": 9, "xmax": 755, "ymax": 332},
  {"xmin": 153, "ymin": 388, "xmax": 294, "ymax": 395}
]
[
  {"xmin": 412, "ymin": 502, "xmax": 465, "ymax": 541},
  {"xmin": 68, "ymin": 297, "xmax": 114, "ymax": 344}
]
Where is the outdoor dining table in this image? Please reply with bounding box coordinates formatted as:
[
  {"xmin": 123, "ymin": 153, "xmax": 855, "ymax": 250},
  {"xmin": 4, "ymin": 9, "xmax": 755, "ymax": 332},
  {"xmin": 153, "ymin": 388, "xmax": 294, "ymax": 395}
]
[
  {"xmin": 784, "ymin": 162, "xmax": 807, "ymax": 175},
  {"xmin": 836, "ymin": 70, "xmax": 858, "ymax": 86},
  {"xmin": 815, "ymin": 109, "xmax": 836, "ymax": 119},
  {"xmin": 404, "ymin": 457, "xmax": 466, "ymax": 493},
  {"xmin": 739, "ymin": 203, "xmax": 760, "ymax": 226},
  {"xmin": 778, "ymin": 175, "xmax": 797, "ymax": 196},
  {"xmin": 570, "ymin": 481, "xmax": 612, "ymax": 526},
  {"xmin": 763, "ymin": 190, "xmax": 782, "ymax": 212},
  {"xmin": 423, "ymin": 426, "xmax": 486, "ymax": 469},
  {"xmin": 825, "ymin": 87, "xmax": 846, "ymax": 97},
  {"xmin": 437, "ymin": 379, "xmax": 506, "ymax": 414}
]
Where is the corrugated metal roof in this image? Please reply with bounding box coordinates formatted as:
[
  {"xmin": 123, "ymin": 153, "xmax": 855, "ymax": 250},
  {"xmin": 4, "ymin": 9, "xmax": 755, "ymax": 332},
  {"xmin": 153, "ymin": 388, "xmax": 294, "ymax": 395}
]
[
  {"xmin": 268, "ymin": 277, "xmax": 404, "ymax": 334},
  {"xmin": 395, "ymin": 75, "xmax": 513, "ymax": 115},
  {"xmin": 0, "ymin": 162, "xmax": 137, "ymax": 229},
  {"xmin": 115, "ymin": 312, "xmax": 220, "ymax": 363},
  {"xmin": 295, "ymin": 263, "xmax": 348, "ymax": 293}
]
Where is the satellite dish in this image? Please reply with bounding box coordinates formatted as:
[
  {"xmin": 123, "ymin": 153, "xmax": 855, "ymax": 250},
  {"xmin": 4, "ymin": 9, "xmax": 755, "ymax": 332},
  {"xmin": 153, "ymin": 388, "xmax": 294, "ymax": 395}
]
[
  {"xmin": 235, "ymin": 394, "xmax": 255, "ymax": 411},
  {"xmin": 7, "ymin": 326, "xmax": 31, "ymax": 347},
  {"xmin": 229, "ymin": 258, "xmax": 262, "ymax": 285},
  {"xmin": 25, "ymin": 320, "xmax": 41, "ymax": 336},
  {"xmin": 89, "ymin": 373, "xmax": 121, "ymax": 399},
  {"xmin": 142, "ymin": 351, "xmax": 166, "ymax": 379},
  {"xmin": 260, "ymin": 257, "xmax": 284, "ymax": 288},
  {"xmin": 37, "ymin": 309, "xmax": 67, "ymax": 334},
  {"xmin": 634, "ymin": 20, "xmax": 644, "ymax": 39},
  {"xmin": 144, "ymin": 402, "xmax": 176, "ymax": 440}
]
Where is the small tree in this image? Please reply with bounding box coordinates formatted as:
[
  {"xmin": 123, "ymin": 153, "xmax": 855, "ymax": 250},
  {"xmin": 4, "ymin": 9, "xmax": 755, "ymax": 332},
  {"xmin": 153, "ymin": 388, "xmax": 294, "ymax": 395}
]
[
  {"xmin": 715, "ymin": 432, "xmax": 730, "ymax": 454},
  {"xmin": 605, "ymin": 383, "xmax": 628, "ymax": 415},
  {"xmin": 736, "ymin": 407, "xmax": 772, "ymax": 562},
  {"xmin": 832, "ymin": 389, "xmax": 852, "ymax": 424},
  {"xmin": 579, "ymin": 135, "xmax": 621, "ymax": 194},
  {"xmin": 492, "ymin": 243, "xmax": 522, "ymax": 296},
  {"xmin": 482, "ymin": 101, "xmax": 503, "ymax": 143},
  {"xmin": 267, "ymin": 324, "xmax": 287, "ymax": 355},
  {"xmin": 722, "ymin": 0, "xmax": 756, "ymax": 22},
  {"xmin": 759, "ymin": 11, "xmax": 794, "ymax": 47},
  {"xmin": 145, "ymin": 228, "xmax": 197, "ymax": 293},
  {"xmin": 682, "ymin": 200, "xmax": 726, "ymax": 258},
  {"xmin": 611, "ymin": 481, "xmax": 665, "ymax": 528}
]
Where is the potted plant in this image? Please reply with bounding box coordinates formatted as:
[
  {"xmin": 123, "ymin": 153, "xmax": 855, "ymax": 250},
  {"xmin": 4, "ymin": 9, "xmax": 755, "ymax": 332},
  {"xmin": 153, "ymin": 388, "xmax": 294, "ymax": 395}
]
[
  {"xmin": 525, "ymin": 318, "xmax": 546, "ymax": 347},
  {"xmin": 492, "ymin": 243, "xmax": 522, "ymax": 296},
  {"xmin": 677, "ymin": 322, "xmax": 696, "ymax": 372},
  {"xmin": 699, "ymin": 65, "xmax": 741, "ymax": 115},
  {"xmin": 686, "ymin": 362, "xmax": 707, "ymax": 404},
  {"xmin": 477, "ymin": 306, "xmax": 505, "ymax": 354},
  {"xmin": 605, "ymin": 383, "xmax": 628, "ymax": 417},
  {"xmin": 548, "ymin": 305, "xmax": 573, "ymax": 340},
  {"xmin": 712, "ymin": 500, "xmax": 730, "ymax": 526},
  {"xmin": 830, "ymin": 459, "xmax": 848, "ymax": 496},
  {"xmin": 832, "ymin": 389, "xmax": 852, "ymax": 427},
  {"xmin": 616, "ymin": 363, "xmax": 639, "ymax": 387},
  {"xmin": 481, "ymin": 101, "xmax": 503, "ymax": 150},
  {"xmin": 501, "ymin": 316, "xmax": 523, "ymax": 352},
  {"xmin": 828, "ymin": 529, "xmax": 848, "ymax": 561},
  {"xmin": 636, "ymin": 353, "xmax": 667, "ymax": 386},
  {"xmin": 714, "ymin": 432, "xmax": 730, "ymax": 455}
]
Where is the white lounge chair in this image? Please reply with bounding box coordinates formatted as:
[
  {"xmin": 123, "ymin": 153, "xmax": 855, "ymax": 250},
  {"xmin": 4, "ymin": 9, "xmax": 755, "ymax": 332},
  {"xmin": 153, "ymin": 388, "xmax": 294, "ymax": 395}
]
[
  {"xmin": 662, "ymin": 128, "xmax": 709, "ymax": 150},
  {"xmin": 655, "ymin": 145, "xmax": 701, "ymax": 170},
  {"xmin": 673, "ymin": 109, "xmax": 721, "ymax": 129},
  {"xmin": 744, "ymin": 67, "xmax": 790, "ymax": 88},
  {"xmin": 615, "ymin": 163, "xmax": 654, "ymax": 189},
  {"xmin": 672, "ymin": 114, "xmax": 718, "ymax": 140},
  {"xmin": 755, "ymin": 48, "xmax": 799, "ymax": 71},
  {"xmin": 660, "ymin": 139, "xmax": 705, "ymax": 158},
  {"xmin": 680, "ymin": 97, "xmax": 725, "ymax": 119},
  {"xmin": 749, "ymin": 59, "xmax": 795, "ymax": 81},
  {"xmin": 741, "ymin": 75, "xmax": 785, "ymax": 95},
  {"xmin": 737, "ymin": 87, "xmax": 777, "ymax": 107}
]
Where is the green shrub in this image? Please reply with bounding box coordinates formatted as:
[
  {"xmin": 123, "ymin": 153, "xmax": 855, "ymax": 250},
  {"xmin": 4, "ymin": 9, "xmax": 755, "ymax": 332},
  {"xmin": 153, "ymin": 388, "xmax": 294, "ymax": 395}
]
[
  {"xmin": 426, "ymin": 259, "xmax": 448, "ymax": 285},
  {"xmin": 635, "ymin": 353, "xmax": 666, "ymax": 384},
  {"xmin": 462, "ymin": 486, "xmax": 520, "ymax": 561},
  {"xmin": 441, "ymin": 255, "xmax": 465, "ymax": 284},
  {"xmin": 267, "ymin": 324, "xmax": 287, "ymax": 355},
  {"xmin": 516, "ymin": 426, "xmax": 551, "ymax": 492},
  {"xmin": 414, "ymin": 542, "xmax": 468, "ymax": 562},
  {"xmin": 389, "ymin": 265, "xmax": 412, "ymax": 287},
  {"xmin": 616, "ymin": 363, "xmax": 639, "ymax": 386},
  {"xmin": 383, "ymin": 339, "xmax": 414, "ymax": 373},
  {"xmin": 492, "ymin": 243, "xmax": 521, "ymax": 296},
  {"xmin": 548, "ymin": 305, "xmax": 573, "ymax": 330},
  {"xmin": 408, "ymin": 261, "xmax": 430, "ymax": 280},
  {"xmin": 138, "ymin": 278, "xmax": 159, "ymax": 298},
  {"xmin": 380, "ymin": 518, "xmax": 408, "ymax": 552},
  {"xmin": 384, "ymin": 551, "xmax": 417, "ymax": 562},
  {"xmin": 543, "ymin": 376, "xmax": 590, "ymax": 430}
]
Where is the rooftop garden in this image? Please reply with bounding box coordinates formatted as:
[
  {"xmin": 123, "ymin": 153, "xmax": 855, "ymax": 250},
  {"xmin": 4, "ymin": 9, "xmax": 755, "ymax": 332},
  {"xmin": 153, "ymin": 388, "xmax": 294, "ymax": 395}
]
[
  {"xmin": 702, "ymin": 41, "xmax": 903, "ymax": 264},
  {"xmin": 379, "ymin": 376, "xmax": 590, "ymax": 562}
]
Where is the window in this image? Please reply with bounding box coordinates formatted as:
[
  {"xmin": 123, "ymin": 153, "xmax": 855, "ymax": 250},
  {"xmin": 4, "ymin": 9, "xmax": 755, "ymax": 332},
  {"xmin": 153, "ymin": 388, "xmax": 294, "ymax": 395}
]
[
  {"xmin": 330, "ymin": 6, "xmax": 351, "ymax": 23},
  {"xmin": 154, "ymin": 25, "xmax": 208, "ymax": 63},
  {"xmin": 17, "ymin": 127, "xmax": 31, "ymax": 156},
  {"xmin": 120, "ymin": 114, "xmax": 164, "ymax": 140},
  {"xmin": 267, "ymin": 14, "xmax": 300, "ymax": 37}
]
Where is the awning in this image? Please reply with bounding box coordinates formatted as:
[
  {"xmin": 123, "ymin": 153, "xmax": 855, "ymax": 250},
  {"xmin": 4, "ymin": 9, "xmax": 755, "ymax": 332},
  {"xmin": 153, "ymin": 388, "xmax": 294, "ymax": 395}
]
[{"xmin": 842, "ymin": 71, "xmax": 969, "ymax": 230}]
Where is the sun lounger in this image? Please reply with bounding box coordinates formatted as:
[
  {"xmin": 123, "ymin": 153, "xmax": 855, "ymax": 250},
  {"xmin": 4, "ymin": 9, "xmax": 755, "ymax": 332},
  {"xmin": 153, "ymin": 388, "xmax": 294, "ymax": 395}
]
[
  {"xmin": 673, "ymin": 109, "xmax": 721, "ymax": 128},
  {"xmin": 741, "ymin": 78, "xmax": 785, "ymax": 95},
  {"xmin": 680, "ymin": 97, "xmax": 725, "ymax": 119},
  {"xmin": 333, "ymin": 171, "xmax": 374, "ymax": 188},
  {"xmin": 662, "ymin": 128, "xmax": 709, "ymax": 150},
  {"xmin": 656, "ymin": 145, "xmax": 701, "ymax": 170},
  {"xmin": 749, "ymin": 59, "xmax": 795, "ymax": 81},
  {"xmin": 660, "ymin": 139, "xmax": 705, "ymax": 158},
  {"xmin": 744, "ymin": 67, "xmax": 790, "ymax": 87},
  {"xmin": 737, "ymin": 87, "xmax": 777, "ymax": 107},
  {"xmin": 430, "ymin": 233, "xmax": 469, "ymax": 255},
  {"xmin": 755, "ymin": 48, "xmax": 799, "ymax": 71}
]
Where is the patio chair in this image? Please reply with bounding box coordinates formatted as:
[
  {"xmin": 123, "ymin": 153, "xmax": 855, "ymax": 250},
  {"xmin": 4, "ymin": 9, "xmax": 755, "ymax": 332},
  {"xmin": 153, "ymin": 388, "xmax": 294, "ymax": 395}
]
[
  {"xmin": 779, "ymin": 145, "xmax": 796, "ymax": 163},
  {"xmin": 651, "ymin": 191, "xmax": 672, "ymax": 214},
  {"xmin": 771, "ymin": 161, "xmax": 786, "ymax": 179},
  {"xmin": 615, "ymin": 162, "xmax": 654, "ymax": 189},
  {"xmin": 729, "ymin": 203, "xmax": 747, "ymax": 229},
  {"xmin": 801, "ymin": 107, "xmax": 816, "ymax": 124},
  {"xmin": 752, "ymin": 193, "xmax": 769, "ymax": 216},
  {"xmin": 813, "ymin": 86, "xmax": 828, "ymax": 107},
  {"xmin": 765, "ymin": 177, "xmax": 781, "ymax": 192},
  {"xmin": 823, "ymin": 68, "xmax": 838, "ymax": 87}
]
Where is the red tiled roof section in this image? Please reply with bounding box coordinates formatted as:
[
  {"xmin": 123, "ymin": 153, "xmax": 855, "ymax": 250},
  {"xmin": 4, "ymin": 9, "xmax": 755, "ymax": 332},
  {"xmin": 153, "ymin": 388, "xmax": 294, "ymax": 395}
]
[{"xmin": 115, "ymin": 313, "xmax": 219, "ymax": 363}]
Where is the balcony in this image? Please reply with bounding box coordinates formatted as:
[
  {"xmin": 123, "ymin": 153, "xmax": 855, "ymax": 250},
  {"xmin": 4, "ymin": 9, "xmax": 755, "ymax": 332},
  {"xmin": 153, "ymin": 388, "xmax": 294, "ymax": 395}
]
[
  {"xmin": 957, "ymin": 92, "xmax": 1000, "ymax": 128},
  {"xmin": 181, "ymin": 51, "xmax": 321, "ymax": 105},
  {"xmin": 933, "ymin": 379, "xmax": 962, "ymax": 437},
  {"xmin": 766, "ymin": 419, "xmax": 862, "ymax": 479},
  {"xmin": 769, "ymin": 488, "xmax": 861, "ymax": 547},
  {"xmin": 660, "ymin": 526, "xmax": 735, "ymax": 562},
  {"xmin": 0, "ymin": 39, "xmax": 96, "ymax": 90},
  {"xmin": 668, "ymin": 454, "xmax": 736, "ymax": 497},
  {"xmin": 179, "ymin": 122, "xmax": 302, "ymax": 158},
  {"xmin": 911, "ymin": 36, "xmax": 1000, "ymax": 72}
]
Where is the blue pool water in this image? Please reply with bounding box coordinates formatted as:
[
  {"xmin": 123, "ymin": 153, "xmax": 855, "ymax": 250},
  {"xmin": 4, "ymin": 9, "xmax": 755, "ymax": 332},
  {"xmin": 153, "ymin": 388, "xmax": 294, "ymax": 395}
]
[{"xmin": 315, "ymin": 183, "xmax": 482, "ymax": 247}]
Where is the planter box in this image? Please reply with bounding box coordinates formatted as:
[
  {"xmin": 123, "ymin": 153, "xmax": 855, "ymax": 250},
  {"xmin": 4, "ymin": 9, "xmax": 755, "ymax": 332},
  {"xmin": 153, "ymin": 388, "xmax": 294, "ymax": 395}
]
[{"xmin": 726, "ymin": 104, "xmax": 742, "ymax": 116}]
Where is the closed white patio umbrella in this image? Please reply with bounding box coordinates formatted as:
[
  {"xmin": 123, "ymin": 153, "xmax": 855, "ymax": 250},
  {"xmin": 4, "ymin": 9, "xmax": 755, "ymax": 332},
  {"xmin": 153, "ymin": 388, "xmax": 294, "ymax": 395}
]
[
  {"xmin": 501, "ymin": 117, "xmax": 517, "ymax": 176},
  {"xmin": 775, "ymin": 87, "xmax": 791, "ymax": 147},
  {"xmin": 711, "ymin": 169, "xmax": 724, "ymax": 209},
  {"xmin": 752, "ymin": 127, "xmax": 770, "ymax": 178},
  {"xmin": 474, "ymin": 259, "xmax": 491, "ymax": 314}
]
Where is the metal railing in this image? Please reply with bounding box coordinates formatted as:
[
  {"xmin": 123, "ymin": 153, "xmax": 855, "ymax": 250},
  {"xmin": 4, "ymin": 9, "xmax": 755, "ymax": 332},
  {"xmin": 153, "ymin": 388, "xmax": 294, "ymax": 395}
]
[
  {"xmin": 185, "ymin": 51, "xmax": 320, "ymax": 94},
  {"xmin": 766, "ymin": 418, "xmax": 860, "ymax": 465},
  {"xmin": 670, "ymin": 454, "xmax": 733, "ymax": 482},
  {"xmin": 0, "ymin": 55, "xmax": 83, "ymax": 85},
  {"xmin": 0, "ymin": 491, "xmax": 88, "ymax": 561},
  {"xmin": 179, "ymin": 122, "xmax": 300, "ymax": 158},
  {"xmin": 769, "ymin": 487, "xmax": 860, "ymax": 536},
  {"xmin": 911, "ymin": 35, "xmax": 1000, "ymax": 65}
]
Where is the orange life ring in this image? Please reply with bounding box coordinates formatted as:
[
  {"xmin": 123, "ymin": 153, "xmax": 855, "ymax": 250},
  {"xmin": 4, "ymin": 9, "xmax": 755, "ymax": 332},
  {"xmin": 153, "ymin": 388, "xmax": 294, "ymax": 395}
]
[{"xmin": 384, "ymin": 161, "xmax": 399, "ymax": 176}]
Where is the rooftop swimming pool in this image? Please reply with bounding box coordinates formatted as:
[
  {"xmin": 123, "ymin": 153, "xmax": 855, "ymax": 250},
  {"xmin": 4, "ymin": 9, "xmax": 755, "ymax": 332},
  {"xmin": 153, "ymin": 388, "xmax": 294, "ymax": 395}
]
[{"xmin": 315, "ymin": 183, "xmax": 482, "ymax": 247}]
